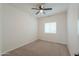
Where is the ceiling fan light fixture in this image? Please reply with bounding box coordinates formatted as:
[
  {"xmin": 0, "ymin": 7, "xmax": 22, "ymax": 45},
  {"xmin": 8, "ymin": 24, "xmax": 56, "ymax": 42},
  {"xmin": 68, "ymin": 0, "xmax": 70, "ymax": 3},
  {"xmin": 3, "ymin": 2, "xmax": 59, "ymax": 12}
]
[
  {"xmin": 32, "ymin": 4, "xmax": 52, "ymax": 15},
  {"xmin": 40, "ymin": 10, "xmax": 43, "ymax": 13}
]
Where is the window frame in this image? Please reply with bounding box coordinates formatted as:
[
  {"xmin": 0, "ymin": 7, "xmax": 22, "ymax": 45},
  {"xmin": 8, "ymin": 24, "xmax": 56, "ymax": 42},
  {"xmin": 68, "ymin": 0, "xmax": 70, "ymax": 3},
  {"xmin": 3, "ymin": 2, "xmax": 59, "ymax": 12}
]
[{"xmin": 44, "ymin": 22, "xmax": 56, "ymax": 34}]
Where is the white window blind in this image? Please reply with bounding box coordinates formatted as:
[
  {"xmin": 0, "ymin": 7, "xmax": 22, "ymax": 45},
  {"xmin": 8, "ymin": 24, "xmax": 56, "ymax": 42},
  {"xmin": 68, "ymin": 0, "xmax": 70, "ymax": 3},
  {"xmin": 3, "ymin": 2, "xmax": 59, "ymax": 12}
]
[{"xmin": 44, "ymin": 22, "xmax": 56, "ymax": 33}]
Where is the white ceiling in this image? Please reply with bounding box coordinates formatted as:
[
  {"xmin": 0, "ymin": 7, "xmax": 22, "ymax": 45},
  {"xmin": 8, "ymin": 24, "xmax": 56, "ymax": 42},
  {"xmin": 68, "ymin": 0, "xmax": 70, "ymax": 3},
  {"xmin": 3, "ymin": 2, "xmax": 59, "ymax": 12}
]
[{"xmin": 10, "ymin": 3, "xmax": 70, "ymax": 18}]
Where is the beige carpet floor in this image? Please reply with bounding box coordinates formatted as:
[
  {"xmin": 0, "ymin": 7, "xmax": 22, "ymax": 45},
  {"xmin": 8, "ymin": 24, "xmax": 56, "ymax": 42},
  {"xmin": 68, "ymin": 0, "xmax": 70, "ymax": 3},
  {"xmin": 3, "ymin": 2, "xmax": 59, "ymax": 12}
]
[{"xmin": 2, "ymin": 40, "xmax": 70, "ymax": 56}]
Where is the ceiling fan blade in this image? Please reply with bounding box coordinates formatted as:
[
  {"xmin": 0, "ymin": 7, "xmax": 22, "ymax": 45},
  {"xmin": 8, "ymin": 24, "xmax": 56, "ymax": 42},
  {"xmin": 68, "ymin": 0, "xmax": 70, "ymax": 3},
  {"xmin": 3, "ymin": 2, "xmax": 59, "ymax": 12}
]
[
  {"xmin": 43, "ymin": 11, "xmax": 45, "ymax": 14},
  {"xmin": 32, "ymin": 8, "xmax": 39, "ymax": 10},
  {"xmin": 43, "ymin": 8, "xmax": 52, "ymax": 10},
  {"xmin": 35, "ymin": 11, "xmax": 40, "ymax": 15}
]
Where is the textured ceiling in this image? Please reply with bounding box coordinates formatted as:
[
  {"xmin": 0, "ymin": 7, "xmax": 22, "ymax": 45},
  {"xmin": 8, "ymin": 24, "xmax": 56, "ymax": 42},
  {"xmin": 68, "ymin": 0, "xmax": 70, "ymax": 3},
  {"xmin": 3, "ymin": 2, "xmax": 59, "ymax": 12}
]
[{"xmin": 10, "ymin": 3, "xmax": 70, "ymax": 18}]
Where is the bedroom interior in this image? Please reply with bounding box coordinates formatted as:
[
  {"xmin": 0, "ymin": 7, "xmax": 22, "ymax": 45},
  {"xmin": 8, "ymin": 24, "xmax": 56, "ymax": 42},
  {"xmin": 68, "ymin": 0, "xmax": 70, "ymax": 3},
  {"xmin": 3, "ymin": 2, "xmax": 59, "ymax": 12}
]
[{"xmin": 0, "ymin": 3, "xmax": 79, "ymax": 56}]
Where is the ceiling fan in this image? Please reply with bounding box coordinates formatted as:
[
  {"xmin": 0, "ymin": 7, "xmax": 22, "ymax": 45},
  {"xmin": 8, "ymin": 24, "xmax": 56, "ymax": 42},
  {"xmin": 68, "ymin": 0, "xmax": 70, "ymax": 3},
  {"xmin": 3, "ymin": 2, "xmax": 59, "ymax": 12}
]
[{"xmin": 32, "ymin": 4, "xmax": 52, "ymax": 15}]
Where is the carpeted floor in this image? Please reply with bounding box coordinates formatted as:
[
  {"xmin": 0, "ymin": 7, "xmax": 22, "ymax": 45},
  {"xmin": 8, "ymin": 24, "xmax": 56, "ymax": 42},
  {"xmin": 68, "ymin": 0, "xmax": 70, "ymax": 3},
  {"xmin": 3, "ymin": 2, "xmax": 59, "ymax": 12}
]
[{"xmin": 2, "ymin": 40, "xmax": 70, "ymax": 56}]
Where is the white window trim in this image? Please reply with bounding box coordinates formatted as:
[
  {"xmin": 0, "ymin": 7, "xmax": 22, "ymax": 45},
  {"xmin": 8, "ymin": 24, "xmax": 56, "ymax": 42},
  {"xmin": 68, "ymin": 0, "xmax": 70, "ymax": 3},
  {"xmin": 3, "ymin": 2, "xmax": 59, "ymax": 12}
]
[{"xmin": 44, "ymin": 22, "xmax": 56, "ymax": 34}]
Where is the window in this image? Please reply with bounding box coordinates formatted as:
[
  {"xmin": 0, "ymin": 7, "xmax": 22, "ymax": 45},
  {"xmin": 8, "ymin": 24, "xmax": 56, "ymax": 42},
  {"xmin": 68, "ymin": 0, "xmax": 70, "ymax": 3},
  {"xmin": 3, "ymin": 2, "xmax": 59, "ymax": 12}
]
[{"xmin": 44, "ymin": 22, "xmax": 56, "ymax": 33}]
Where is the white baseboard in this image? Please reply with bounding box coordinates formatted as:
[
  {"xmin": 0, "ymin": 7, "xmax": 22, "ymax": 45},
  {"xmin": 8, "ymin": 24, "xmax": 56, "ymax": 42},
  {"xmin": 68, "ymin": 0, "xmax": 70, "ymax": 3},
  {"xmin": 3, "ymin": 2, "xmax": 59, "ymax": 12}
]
[
  {"xmin": 1, "ymin": 39, "xmax": 37, "ymax": 55},
  {"xmin": 40, "ymin": 39, "xmax": 67, "ymax": 45}
]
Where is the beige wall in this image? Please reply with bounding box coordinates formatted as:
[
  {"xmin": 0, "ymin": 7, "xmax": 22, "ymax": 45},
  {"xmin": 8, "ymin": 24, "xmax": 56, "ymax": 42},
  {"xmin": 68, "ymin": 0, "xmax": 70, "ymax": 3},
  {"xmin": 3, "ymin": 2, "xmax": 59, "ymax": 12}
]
[
  {"xmin": 0, "ymin": 4, "xmax": 2, "ymax": 55},
  {"xmin": 78, "ymin": 9, "xmax": 79, "ymax": 54},
  {"xmin": 67, "ymin": 4, "xmax": 79, "ymax": 55},
  {"xmin": 38, "ymin": 12, "xmax": 67, "ymax": 44},
  {"xmin": 1, "ymin": 4, "xmax": 37, "ymax": 54}
]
